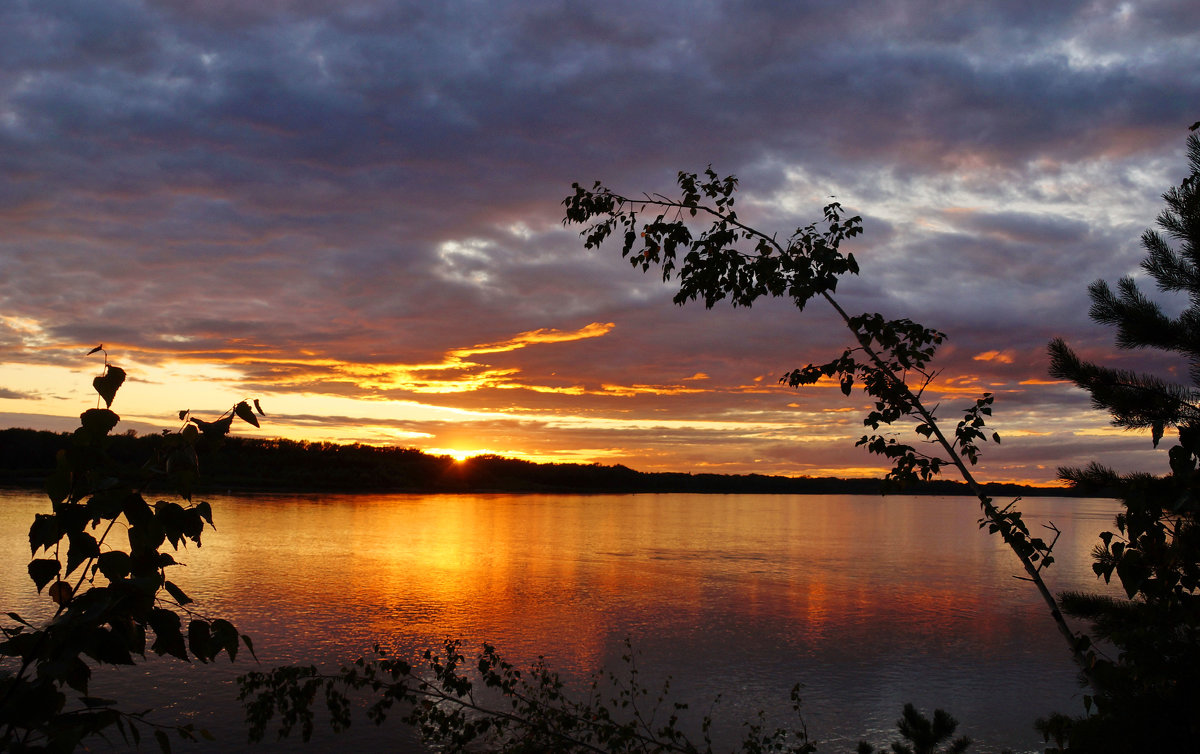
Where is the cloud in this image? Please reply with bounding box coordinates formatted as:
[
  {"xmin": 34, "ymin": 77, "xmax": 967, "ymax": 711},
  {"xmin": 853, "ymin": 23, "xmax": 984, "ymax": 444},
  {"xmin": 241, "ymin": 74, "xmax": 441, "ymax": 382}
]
[
  {"xmin": 1, "ymin": 0, "xmax": 1197, "ymax": 482},
  {"xmin": 452, "ymin": 322, "xmax": 614, "ymax": 357},
  {"xmin": 974, "ymin": 351, "xmax": 1016, "ymax": 364}
]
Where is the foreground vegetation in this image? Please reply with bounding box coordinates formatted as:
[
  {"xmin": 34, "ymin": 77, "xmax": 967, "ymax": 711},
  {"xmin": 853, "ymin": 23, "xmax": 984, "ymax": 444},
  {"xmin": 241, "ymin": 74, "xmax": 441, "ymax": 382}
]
[
  {"xmin": 241, "ymin": 640, "xmax": 973, "ymax": 754},
  {"xmin": 0, "ymin": 348, "xmax": 260, "ymax": 751}
]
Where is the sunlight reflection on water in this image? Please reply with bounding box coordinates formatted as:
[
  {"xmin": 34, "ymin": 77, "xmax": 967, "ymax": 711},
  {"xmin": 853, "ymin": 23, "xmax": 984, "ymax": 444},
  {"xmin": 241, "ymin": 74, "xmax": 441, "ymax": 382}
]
[{"xmin": 1, "ymin": 490, "xmax": 1121, "ymax": 753}]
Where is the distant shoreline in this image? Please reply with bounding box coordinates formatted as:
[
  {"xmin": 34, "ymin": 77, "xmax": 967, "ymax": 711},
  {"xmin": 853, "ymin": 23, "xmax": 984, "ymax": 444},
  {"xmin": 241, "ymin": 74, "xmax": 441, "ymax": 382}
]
[{"xmin": 0, "ymin": 427, "xmax": 1087, "ymax": 498}]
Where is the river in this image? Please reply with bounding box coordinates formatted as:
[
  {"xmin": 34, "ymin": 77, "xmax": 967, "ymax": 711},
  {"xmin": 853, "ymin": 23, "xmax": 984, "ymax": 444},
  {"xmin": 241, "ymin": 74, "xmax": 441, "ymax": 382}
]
[{"xmin": 0, "ymin": 489, "xmax": 1120, "ymax": 753}]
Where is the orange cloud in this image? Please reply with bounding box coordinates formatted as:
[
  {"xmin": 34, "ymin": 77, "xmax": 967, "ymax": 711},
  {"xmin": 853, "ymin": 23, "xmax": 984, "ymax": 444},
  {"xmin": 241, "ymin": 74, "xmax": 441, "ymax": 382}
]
[
  {"xmin": 973, "ymin": 350, "xmax": 1015, "ymax": 364},
  {"xmin": 121, "ymin": 322, "xmax": 622, "ymax": 397},
  {"xmin": 595, "ymin": 383, "xmax": 710, "ymax": 397},
  {"xmin": 923, "ymin": 374, "xmax": 989, "ymax": 396},
  {"xmin": 451, "ymin": 322, "xmax": 615, "ymax": 357}
]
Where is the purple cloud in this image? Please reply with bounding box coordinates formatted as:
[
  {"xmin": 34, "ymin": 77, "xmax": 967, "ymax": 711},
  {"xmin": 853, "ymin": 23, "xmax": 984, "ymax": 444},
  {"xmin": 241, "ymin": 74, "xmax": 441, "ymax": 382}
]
[{"xmin": 2, "ymin": 0, "xmax": 1197, "ymax": 482}]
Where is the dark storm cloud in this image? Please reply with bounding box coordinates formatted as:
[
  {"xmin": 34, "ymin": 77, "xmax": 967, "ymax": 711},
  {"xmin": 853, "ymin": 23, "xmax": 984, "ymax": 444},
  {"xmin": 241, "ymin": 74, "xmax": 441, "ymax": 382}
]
[{"xmin": 2, "ymin": 0, "xmax": 1198, "ymax": 480}]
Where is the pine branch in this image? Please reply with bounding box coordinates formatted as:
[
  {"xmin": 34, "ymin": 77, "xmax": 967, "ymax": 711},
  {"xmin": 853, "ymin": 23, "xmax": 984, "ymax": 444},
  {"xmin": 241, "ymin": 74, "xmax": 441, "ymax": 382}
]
[
  {"xmin": 1047, "ymin": 337, "xmax": 1200, "ymax": 432},
  {"xmin": 1088, "ymin": 279, "xmax": 1177, "ymax": 351},
  {"xmin": 1140, "ymin": 228, "xmax": 1200, "ymax": 295}
]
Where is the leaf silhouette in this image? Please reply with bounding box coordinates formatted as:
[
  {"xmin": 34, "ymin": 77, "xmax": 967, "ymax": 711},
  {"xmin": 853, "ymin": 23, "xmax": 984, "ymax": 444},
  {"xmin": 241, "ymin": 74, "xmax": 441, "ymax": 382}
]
[
  {"xmin": 93, "ymin": 366, "xmax": 126, "ymax": 408},
  {"xmin": 189, "ymin": 415, "xmax": 233, "ymax": 439},
  {"xmin": 234, "ymin": 401, "xmax": 260, "ymax": 428},
  {"xmin": 80, "ymin": 408, "xmax": 120, "ymax": 438},
  {"xmin": 48, "ymin": 581, "xmax": 73, "ymax": 607},
  {"xmin": 28, "ymin": 558, "xmax": 60, "ymax": 592}
]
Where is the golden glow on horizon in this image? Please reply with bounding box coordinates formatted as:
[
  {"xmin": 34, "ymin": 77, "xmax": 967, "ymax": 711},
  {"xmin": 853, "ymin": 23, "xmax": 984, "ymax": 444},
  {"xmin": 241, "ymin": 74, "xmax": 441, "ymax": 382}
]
[
  {"xmin": 0, "ymin": 319, "xmax": 1156, "ymax": 486},
  {"xmin": 424, "ymin": 446, "xmax": 629, "ymax": 466},
  {"xmin": 430, "ymin": 448, "xmax": 476, "ymax": 462},
  {"xmin": 793, "ymin": 466, "xmax": 891, "ymax": 479}
]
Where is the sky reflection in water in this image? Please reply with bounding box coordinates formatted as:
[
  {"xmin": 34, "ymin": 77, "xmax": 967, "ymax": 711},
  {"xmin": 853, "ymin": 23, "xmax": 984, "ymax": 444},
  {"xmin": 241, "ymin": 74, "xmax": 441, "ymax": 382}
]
[{"xmin": 0, "ymin": 491, "xmax": 1121, "ymax": 753}]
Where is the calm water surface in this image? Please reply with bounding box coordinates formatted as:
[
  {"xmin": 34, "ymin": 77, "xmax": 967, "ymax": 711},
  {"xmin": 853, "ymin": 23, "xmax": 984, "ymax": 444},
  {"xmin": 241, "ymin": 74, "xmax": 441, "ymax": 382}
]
[{"xmin": 0, "ymin": 490, "xmax": 1121, "ymax": 753}]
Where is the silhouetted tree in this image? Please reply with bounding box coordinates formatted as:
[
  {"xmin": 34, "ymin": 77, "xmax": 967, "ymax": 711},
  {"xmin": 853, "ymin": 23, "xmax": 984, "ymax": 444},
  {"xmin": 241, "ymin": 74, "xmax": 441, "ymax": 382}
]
[
  {"xmin": 1046, "ymin": 126, "xmax": 1200, "ymax": 752},
  {"xmin": 563, "ymin": 168, "xmax": 1086, "ymax": 676},
  {"xmin": 0, "ymin": 348, "xmax": 261, "ymax": 752}
]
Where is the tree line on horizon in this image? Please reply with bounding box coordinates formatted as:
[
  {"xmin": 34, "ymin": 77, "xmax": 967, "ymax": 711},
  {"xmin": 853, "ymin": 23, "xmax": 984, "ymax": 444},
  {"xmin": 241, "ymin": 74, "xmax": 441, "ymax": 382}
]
[{"xmin": 0, "ymin": 426, "xmax": 1071, "ymax": 497}]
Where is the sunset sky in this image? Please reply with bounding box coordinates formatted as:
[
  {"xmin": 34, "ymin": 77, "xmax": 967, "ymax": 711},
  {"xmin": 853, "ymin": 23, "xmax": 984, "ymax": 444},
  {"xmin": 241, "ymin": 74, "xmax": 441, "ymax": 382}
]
[{"xmin": 2, "ymin": 1, "xmax": 1199, "ymax": 484}]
